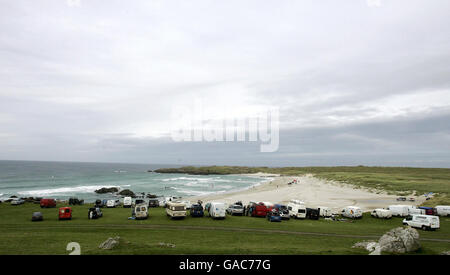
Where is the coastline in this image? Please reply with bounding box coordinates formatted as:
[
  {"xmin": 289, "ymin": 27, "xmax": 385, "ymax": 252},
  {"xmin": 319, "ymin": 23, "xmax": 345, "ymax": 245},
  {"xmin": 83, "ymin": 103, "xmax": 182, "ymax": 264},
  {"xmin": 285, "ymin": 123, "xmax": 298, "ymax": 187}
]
[{"xmin": 186, "ymin": 173, "xmax": 426, "ymax": 212}]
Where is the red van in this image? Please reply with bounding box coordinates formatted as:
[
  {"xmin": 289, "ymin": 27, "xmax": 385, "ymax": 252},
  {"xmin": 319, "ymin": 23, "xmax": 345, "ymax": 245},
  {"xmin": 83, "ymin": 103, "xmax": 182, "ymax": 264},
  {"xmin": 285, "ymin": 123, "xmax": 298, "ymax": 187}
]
[
  {"xmin": 40, "ymin": 198, "xmax": 56, "ymax": 208},
  {"xmin": 247, "ymin": 202, "xmax": 273, "ymax": 217},
  {"xmin": 58, "ymin": 207, "xmax": 72, "ymax": 220}
]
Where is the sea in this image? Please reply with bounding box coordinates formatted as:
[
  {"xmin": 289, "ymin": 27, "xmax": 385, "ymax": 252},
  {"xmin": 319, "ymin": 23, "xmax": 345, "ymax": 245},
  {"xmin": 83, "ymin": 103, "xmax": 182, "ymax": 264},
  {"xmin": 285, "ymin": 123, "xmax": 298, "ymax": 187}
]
[{"xmin": 0, "ymin": 160, "xmax": 269, "ymax": 202}]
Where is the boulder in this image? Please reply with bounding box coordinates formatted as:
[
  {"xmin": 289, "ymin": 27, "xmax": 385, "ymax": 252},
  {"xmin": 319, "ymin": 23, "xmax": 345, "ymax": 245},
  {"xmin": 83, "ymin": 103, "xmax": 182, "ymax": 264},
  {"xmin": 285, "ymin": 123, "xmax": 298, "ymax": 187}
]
[
  {"xmin": 118, "ymin": 189, "xmax": 136, "ymax": 198},
  {"xmin": 99, "ymin": 236, "xmax": 120, "ymax": 250},
  {"xmin": 378, "ymin": 227, "xmax": 421, "ymax": 254},
  {"xmin": 95, "ymin": 187, "xmax": 119, "ymax": 194},
  {"xmin": 440, "ymin": 251, "xmax": 450, "ymax": 255},
  {"xmin": 146, "ymin": 193, "xmax": 157, "ymax": 198}
]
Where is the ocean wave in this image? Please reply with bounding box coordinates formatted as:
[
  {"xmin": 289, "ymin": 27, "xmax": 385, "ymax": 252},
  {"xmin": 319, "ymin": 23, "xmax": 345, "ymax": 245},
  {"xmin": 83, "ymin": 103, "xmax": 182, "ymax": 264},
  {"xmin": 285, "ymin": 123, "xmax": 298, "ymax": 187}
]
[{"xmin": 17, "ymin": 185, "xmax": 120, "ymax": 196}]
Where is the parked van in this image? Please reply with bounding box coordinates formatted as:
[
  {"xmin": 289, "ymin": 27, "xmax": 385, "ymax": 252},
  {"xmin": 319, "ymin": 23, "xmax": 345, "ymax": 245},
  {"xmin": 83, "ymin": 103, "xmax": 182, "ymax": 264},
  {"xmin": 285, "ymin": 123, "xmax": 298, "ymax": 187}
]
[
  {"xmin": 134, "ymin": 203, "xmax": 149, "ymax": 220},
  {"xmin": 306, "ymin": 208, "xmax": 320, "ymax": 220},
  {"xmin": 407, "ymin": 206, "xmax": 425, "ymax": 215},
  {"xmin": 209, "ymin": 202, "xmax": 226, "ymax": 219},
  {"xmin": 435, "ymin": 205, "xmax": 450, "ymax": 217},
  {"xmin": 371, "ymin": 208, "xmax": 392, "ymax": 219},
  {"xmin": 403, "ymin": 214, "xmax": 440, "ymax": 230},
  {"xmin": 58, "ymin": 207, "xmax": 72, "ymax": 220},
  {"xmin": 123, "ymin": 197, "xmax": 132, "ymax": 208},
  {"xmin": 318, "ymin": 207, "xmax": 332, "ymax": 218},
  {"xmin": 388, "ymin": 205, "xmax": 409, "ymax": 217},
  {"xmin": 166, "ymin": 201, "xmax": 186, "ymax": 219},
  {"xmin": 106, "ymin": 200, "xmax": 116, "ymax": 208},
  {"xmin": 287, "ymin": 201, "xmax": 306, "ymax": 219},
  {"xmin": 40, "ymin": 198, "xmax": 56, "ymax": 208},
  {"xmin": 341, "ymin": 206, "xmax": 363, "ymax": 219},
  {"xmin": 418, "ymin": 206, "xmax": 437, "ymax": 216}
]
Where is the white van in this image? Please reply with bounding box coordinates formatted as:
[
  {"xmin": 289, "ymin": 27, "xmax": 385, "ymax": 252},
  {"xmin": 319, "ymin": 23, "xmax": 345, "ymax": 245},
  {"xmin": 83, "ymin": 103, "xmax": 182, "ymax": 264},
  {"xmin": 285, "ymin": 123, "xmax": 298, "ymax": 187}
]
[
  {"xmin": 341, "ymin": 206, "xmax": 363, "ymax": 219},
  {"xmin": 318, "ymin": 207, "xmax": 332, "ymax": 218},
  {"xmin": 407, "ymin": 206, "xmax": 425, "ymax": 215},
  {"xmin": 166, "ymin": 201, "xmax": 186, "ymax": 219},
  {"xmin": 371, "ymin": 208, "xmax": 392, "ymax": 219},
  {"xmin": 435, "ymin": 206, "xmax": 450, "ymax": 217},
  {"xmin": 388, "ymin": 205, "xmax": 409, "ymax": 217},
  {"xmin": 403, "ymin": 215, "xmax": 440, "ymax": 230},
  {"xmin": 287, "ymin": 202, "xmax": 307, "ymax": 219},
  {"xmin": 106, "ymin": 199, "xmax": 116, "ymax": 208},
  {"xmin": 134, "ymin": 203, "xmax": 148, "ymax": 220},
  {"xmin": 123, "ymin": 197, "xmax": 132, "ymax": 208},
  {"xmin": 209, "ymin": 202, "xmax": 226, "ymax": 219}
]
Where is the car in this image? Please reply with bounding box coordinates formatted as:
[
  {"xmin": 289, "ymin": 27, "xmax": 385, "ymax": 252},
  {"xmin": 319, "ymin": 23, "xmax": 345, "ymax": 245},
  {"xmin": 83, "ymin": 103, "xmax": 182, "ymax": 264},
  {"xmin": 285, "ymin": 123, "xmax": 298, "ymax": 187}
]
[
  {"xmin": 226, "ymin": 204, "xmax": 244, "ymax": 216},
  {"xmin": 273, "ymin": 204, "xmax": 290, "ymax": 220},
  {"xmin": 266, "ymin": 209, "xmax": 282, "ymax": 222},
  {"xmin": 10, "ymin": 198, "xmax": 25, "ymax": 205},
  {"xmin": 403, "ymin": 215, "xmax": 440, "ymax": 231},
  {"xmin": 148, "ymin": 198, "xmax": 159, "ymax": 208},
  {"xmin": 396, "ymin": 197, "xmax": 407, "ymax": 201},
  {"xmin": 190, "ymin": 203, "xmax": 204, "ymax": 217},
  {"xmin": 31, "ymin": 212, "xmax": 43, "ymax": 222}
]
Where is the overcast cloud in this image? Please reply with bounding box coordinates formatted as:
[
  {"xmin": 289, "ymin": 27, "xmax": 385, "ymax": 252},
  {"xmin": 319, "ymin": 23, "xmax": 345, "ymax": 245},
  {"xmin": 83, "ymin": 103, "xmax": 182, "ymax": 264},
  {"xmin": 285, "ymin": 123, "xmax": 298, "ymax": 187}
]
[{"xmin": 1, "ymin": 0, "xmax": 449, "ymax": 167}]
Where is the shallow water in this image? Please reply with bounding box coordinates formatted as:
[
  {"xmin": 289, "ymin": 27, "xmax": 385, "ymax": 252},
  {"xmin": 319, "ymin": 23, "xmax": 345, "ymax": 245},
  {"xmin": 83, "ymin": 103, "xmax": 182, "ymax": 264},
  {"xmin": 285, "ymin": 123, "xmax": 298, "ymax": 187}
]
[{"xmin": 0, "ymin": 160, "xmax": 267, "ymax": 202}]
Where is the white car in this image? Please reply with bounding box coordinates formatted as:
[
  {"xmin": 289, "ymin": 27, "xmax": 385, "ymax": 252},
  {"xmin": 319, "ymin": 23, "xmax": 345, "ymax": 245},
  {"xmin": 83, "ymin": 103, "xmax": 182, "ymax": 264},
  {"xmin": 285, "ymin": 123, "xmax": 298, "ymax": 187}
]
[
  {"xmin": 10, "ymin": 198, "xmax": 25, "ymax": 205},
  {"xmin": 403, "ymin": 215, "xmax": 440, "ymax": 230}
]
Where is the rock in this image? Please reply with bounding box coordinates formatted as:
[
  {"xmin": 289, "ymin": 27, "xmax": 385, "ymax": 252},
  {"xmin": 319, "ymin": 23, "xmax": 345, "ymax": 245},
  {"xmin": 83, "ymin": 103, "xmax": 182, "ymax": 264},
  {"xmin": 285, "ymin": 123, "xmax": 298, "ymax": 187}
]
[
  {"xmin": 146, "ymin": 193, "xmax": 157, "ymax": 198},
  {"xmin": 352, "ymin": 241, "xmax": 378, "ymax": 252},
  {"xmin": 118, "ymin": 189, "xmax": 136, "ymax": 198},
  {"xmin": 378, "ymin": 227, "xmax": 421, "ymax": 253},
  {"xmin": 440, "ymin": 251, "xmax": 450, "ymax": 255},
  {"xmin": 95, "ymin": 187, "xmax": 119, "ymax": 194},
  {"xmin": 99, "ymin": 236, "xmax": 120, "ymax": 250},
  {"xmin": 158, "ymin": 242, "xmax": 176, "ymax": 248}
]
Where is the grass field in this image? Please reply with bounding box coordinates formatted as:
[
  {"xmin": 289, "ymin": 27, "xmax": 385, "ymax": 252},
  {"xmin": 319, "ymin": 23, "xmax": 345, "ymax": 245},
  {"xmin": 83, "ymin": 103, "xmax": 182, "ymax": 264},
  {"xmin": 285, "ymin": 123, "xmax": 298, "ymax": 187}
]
[
  {"xmin": 0, "ymin": 203, "xmax": 448, "ymax": 255},
  {"xmin": 154, "ymin": 166, "xmax": 450, "ymax": 205}
]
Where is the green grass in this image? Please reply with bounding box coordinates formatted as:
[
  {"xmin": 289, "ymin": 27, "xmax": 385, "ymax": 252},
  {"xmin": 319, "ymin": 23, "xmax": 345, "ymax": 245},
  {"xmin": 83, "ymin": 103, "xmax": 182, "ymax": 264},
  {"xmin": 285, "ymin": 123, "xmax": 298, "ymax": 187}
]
[
  {"xmin": 154, "ymin": 166, "xmax": 450, "ymax": 205},
  {"xmin": 0, "ymin": 203, "xmax": 448, "ymax": 255}
]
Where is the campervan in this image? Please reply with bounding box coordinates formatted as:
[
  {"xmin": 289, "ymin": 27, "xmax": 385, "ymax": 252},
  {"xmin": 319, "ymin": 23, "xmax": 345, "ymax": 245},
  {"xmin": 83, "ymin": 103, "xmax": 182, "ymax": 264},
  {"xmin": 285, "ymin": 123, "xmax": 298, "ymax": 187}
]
[
  {"xmin": 209, "ymin": 202, "xmax": 226, "ymax": 219},
  {"xmin": 341, "ymin": 206, "xmax": 363, "ymax": 219},
  {"xmin": 134, "ymin": 203, "xmax": 149, "ymax": 220},
  {"xmin": 123, "ymin": 197, "xmax": 132, "ymax": 208},
  {"xmin": 58, "ymin": 207, "xmax": 72, "ymax": 220},
  {"xmin": 371, "ymin": 209, "xmax": 392, "ymax": 219},
  {"xmin": 388, "ymin": 205, "xmax": 409, "ymax": 217},
  {"xmin": 166, "ymin": 201, "xmax": 187, "ymax": 219},
  {"xmin": 318, "ymin": 207, "xmax": 332, "ymax": 218},
  {"xmin": 287, "ymin": 200, "xmax": 306, "ymax": 219},
  {"xmin": 403, "ymin": 215, "xmax": 440, "ymax": 230},
  {"xmin": 435, "ymin": 205, "xmax": 450, "ymax": 217}
]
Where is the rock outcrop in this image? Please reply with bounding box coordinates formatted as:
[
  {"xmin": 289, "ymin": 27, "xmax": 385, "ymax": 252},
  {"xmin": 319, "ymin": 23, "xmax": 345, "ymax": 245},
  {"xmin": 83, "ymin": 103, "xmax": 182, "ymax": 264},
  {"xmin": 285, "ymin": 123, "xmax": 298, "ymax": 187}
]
[
  {"xmin": 353, "ymin": 227, "xmax": 421, "ymax": 255},
  {"xmin": 95, "ymin": 187, "xmax": 119, "ymax": 194}
]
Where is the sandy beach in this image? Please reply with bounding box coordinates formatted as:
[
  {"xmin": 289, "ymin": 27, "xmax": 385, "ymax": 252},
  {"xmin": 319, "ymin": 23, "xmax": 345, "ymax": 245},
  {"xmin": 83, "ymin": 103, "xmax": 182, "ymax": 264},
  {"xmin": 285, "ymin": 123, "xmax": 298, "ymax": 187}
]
[{"xmin": 187, "ymin": 173, "xmax": 426, "ymax": 212}]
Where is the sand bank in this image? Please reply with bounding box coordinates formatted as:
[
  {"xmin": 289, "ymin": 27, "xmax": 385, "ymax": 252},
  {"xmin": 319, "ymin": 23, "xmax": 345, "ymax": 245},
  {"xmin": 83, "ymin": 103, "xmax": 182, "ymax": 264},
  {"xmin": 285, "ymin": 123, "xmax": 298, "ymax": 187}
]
[{"xmin": 187, "ymin": 174, "xmax": 425, "ymax": 212}]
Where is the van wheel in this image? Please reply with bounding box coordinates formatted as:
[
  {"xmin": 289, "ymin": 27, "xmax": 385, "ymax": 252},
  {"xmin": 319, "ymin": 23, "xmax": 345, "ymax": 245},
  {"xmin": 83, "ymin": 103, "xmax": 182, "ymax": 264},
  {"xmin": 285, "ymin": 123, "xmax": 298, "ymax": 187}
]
[{"xmin": 421, "ymin": 225, "xmax": 427, "ymax": 231}]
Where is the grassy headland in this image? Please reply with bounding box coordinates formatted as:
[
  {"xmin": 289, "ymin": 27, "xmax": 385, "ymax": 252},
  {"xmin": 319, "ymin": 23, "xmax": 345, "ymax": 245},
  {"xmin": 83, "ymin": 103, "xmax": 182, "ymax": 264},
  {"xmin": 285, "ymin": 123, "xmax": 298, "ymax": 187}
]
[
  {"xmin": 153, "ymin": 166, "xmax": 450, "ymax": 205},
  {"xmin": 0, "ymin": 203, "xmax": 448, "ymax": 255}
]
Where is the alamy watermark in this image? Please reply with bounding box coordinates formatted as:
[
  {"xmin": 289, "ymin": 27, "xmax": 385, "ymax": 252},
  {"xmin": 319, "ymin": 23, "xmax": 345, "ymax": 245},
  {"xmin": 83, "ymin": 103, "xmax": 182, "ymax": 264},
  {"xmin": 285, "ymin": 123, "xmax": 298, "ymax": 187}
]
[{"xmin": 170, "ymin": 100, "xmax": 279, "ymax": 152}]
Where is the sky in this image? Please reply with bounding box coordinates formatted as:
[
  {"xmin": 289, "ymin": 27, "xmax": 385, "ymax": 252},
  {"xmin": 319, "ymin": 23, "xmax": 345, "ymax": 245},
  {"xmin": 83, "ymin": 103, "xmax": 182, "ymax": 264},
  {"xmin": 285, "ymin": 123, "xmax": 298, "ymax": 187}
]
[{"xmin": 1, "ymin": 0, "xmax": 450, "ymax": 167}]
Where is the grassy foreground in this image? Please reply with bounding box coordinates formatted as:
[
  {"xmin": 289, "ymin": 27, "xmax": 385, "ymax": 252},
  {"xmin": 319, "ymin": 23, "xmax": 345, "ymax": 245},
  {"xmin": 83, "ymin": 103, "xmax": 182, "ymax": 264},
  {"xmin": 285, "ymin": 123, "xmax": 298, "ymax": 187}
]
[
  {"xmin": 0, "ymin": 203, "xmax": 448, "ymax": 255},
  {"xmin": 154, "ymin": 166, "xmax": 450, "ymax": 205}
]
